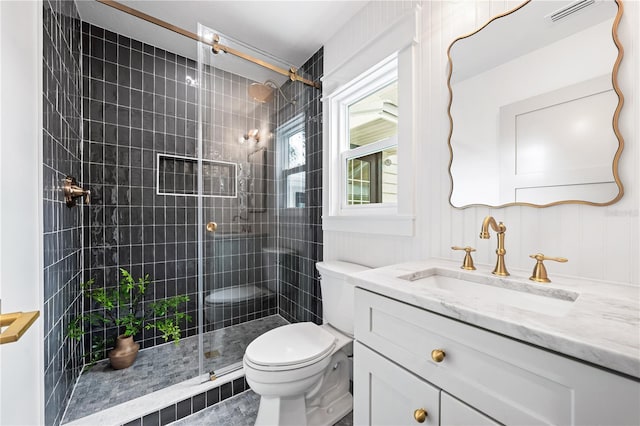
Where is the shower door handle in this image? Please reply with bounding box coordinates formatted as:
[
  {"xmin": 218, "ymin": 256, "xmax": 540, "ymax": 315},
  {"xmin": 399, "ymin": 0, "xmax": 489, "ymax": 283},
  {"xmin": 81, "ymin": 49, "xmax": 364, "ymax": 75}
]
[{"xmin": 206, "ymin": 222, "xmax": 218, "ymax": 233}]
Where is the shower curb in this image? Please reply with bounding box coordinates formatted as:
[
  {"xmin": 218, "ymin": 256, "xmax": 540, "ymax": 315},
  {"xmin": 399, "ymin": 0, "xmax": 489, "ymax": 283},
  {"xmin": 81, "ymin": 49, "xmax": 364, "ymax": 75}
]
[{"xmin": 64, "ymin": 369, "xmax": 248, "ymax": 426}]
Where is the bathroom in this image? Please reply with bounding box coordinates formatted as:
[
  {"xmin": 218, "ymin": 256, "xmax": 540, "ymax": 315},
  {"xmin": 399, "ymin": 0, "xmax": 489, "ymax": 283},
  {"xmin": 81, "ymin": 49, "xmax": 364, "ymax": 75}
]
[{"xmin": 0, "ymin": 0, "xmax": 638, "ymax": 425}]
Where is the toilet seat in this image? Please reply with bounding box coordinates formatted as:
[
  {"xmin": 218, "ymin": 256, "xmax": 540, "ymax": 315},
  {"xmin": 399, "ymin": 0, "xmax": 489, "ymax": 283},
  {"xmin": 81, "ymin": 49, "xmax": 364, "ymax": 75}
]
[{"xmin": 245, "ymin": 323, "xmax": 336, "ymax": 371}]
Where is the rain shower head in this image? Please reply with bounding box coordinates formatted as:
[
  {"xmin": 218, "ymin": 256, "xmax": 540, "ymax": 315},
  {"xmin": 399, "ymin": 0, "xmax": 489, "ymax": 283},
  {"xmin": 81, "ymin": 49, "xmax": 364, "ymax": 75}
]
[
  {"xmin": 248, "ymin": 80, "xmax": 296, "ymax": 105},
  {"xmin": 248, "ymin": 82, "xmax": 275, "ymax": 103}
]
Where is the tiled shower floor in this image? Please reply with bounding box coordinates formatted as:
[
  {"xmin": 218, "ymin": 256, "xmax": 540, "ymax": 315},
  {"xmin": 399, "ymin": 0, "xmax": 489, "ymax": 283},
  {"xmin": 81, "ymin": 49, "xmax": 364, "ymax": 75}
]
[{"xmin": 63, "ymin": 315, "xmax": 288, "ymax": 423}]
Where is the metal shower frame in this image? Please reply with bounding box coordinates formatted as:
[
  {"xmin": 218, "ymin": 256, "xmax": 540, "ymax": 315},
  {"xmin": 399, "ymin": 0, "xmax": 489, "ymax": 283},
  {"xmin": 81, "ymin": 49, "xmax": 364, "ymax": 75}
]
[{"xmin": 96, "ymin": 0, "xmax": 322, "ymax": 89}]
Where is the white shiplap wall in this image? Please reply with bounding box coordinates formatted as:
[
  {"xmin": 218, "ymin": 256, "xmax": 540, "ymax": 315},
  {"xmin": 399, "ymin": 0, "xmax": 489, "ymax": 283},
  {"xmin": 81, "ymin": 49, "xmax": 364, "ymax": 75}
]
[{"xmin": 323, "ymin": 0, "xmax": 640, "ymax": 286}]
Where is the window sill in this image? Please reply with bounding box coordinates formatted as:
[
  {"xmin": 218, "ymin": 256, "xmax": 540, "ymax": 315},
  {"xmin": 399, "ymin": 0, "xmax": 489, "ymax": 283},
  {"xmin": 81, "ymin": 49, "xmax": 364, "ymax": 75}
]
[{"xmin": 322, "ymin": 214, "xmax": 414, "ymax": 236}]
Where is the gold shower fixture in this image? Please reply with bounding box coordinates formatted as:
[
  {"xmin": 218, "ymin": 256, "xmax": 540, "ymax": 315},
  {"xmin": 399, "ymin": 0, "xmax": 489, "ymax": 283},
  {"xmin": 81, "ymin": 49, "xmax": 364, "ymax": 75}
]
[
  {"xmin": 95, "ymin": 0, "xmax": 321, "ymax": 89},
  {"xmin": 240, "ymin": 129, "xmax": 260, "ymax": 144},
  {"xmin": 249, "ymin": 83, "xmax": 275, "ymax": 103},
  {"xmin": 63, "ymin": 176, "xmax": 91, "ymax": 207},
  {"xmin": 248, "ymin": 80, "xmax": 296, "ymax": 104}
]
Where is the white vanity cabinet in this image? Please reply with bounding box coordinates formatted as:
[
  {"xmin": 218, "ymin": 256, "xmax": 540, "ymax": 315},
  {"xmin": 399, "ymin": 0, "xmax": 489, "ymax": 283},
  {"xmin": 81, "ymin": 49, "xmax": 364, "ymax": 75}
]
[
  {"xmin": 440, "ymin": 392, "xmax": 500, "ymax": 426},
  {"xmin": 354, "ymin": 341, "xmax": 440, "ymax": 425},
  {"xmin": 354, "ymin": 341, "xmax": 499, "ymax": 426},
  {"xmin": 353, "ymin": 288, "xmax": 640, "ymax": 425}
]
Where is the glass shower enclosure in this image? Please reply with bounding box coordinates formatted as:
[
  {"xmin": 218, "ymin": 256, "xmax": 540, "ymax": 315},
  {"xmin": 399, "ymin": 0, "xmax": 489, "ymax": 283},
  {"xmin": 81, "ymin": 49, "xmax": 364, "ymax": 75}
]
[
  {"xmin": 195, "ymin": 23, "xmax": 286, "ymax": 381},
  {"xmin": 62, "ymin": 12, "xmax": 312, "ymax": 424}
]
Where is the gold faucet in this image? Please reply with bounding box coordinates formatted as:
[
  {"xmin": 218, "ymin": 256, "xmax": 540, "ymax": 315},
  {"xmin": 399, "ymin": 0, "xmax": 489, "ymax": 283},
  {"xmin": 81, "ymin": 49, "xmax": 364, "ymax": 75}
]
[
  {"xmin": 479, "ymin": 216, "xmax": 509, "ymax": 276},
  {"xmin": 63, "ymin": 176, "xmax": 91, "ymax": 208}
]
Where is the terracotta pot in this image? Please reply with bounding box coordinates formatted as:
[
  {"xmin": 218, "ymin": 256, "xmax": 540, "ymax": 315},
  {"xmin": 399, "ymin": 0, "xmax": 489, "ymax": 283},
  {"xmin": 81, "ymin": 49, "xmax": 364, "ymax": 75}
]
[{"xmin": 109, "ymin": 335, "xmax": 140, "ymax": 369}]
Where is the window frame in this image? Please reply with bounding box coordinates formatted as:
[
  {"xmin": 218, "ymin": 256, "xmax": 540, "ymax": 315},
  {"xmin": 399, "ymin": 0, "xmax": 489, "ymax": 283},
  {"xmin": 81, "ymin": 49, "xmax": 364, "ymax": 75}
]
[
  {"xmin": 278, "ymin": 113, "xmax": 306, "ymax": 211},
  {"xmin": 338, "ymin": 58, "xmax": 399, "ymax": 212},
  {"xmin": 323, "ymin": 22, "xmax": 418, "ymax": 237}
]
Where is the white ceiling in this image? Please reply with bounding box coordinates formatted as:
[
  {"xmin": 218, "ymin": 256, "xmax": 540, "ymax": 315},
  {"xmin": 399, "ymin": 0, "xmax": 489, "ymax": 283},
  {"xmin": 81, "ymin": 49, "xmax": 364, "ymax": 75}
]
[{"xmin": 76, "ymin": 0, "xmax": 368, "ymax": 84}]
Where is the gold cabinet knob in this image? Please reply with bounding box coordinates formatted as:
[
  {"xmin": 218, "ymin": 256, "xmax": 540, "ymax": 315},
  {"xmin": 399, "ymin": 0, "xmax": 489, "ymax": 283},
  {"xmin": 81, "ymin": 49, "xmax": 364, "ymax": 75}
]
[
  {"xmin": 431, "ymin": 349, "xmax": 446, "ymax": 363},
  {"xmin": 414, "ymin": 408, "xmax": 428, "ymax": 423},
  {"xmin": 206, "ymin": 222, "xmax": 218, "ymax": 233}
]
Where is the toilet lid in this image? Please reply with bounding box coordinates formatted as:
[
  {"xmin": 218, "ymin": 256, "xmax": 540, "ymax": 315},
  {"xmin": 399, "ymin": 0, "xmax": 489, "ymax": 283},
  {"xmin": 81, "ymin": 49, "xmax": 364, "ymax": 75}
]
[{"xmin": 245, "ymin": 323, "xmax": 336, "ymax": 367}]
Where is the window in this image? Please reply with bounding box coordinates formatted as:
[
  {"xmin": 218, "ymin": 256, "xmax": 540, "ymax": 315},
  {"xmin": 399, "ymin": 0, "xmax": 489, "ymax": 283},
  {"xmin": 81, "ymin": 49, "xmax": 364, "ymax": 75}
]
[
  {"xmin": 347, "ymin": 146, "xmax": 398, "ymax": 205},
  {"xmin": 333, "ymin": 57, "xmax": 398, "ymax": 213},
  {"xmin": 322, "ymin": 7, "xmax": 419, "ymax": 236},
  {"xmin": 345, "ymin": 80, "xmax": 398, "ymax": 205},
  {"xmin": 279, "ymin": 114, "xmax": 306, "ymax": 208}
]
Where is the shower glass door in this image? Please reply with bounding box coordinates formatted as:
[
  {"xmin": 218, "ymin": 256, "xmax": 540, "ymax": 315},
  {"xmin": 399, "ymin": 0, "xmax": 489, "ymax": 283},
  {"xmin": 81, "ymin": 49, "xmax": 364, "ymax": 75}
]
[{"xmin": 196, "ymin": 23, "xmax": 282, "ymax": 381}]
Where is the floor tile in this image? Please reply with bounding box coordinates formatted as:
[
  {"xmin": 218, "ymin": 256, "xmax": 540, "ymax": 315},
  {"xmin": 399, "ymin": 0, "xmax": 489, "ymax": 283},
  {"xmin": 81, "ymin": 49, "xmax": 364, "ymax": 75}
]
[{"xmin": 63, "ymin": 315, "xmax": 287, "ymax": 423}]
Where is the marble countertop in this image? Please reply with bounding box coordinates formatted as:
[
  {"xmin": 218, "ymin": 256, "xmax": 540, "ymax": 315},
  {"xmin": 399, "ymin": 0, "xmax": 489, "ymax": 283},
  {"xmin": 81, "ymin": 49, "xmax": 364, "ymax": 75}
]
[{"xmin": 349, "ymin": 259, "xmax": 640, "ymax": 379}]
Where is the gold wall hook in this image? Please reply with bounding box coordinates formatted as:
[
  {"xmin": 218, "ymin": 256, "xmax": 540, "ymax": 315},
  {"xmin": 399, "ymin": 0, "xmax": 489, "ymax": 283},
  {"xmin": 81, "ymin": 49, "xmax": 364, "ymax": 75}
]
[
  {"xmin": 206, "ymin": 222, "xmax": 218, "ymax": 233},
  {"xmin": 451, "ymin": 246, "xmax": 476, "ymax": 270},
  {"xmin": 63, "ymin": 176, "xmax": 90, "ymax": 207},
  {"xmin": 529, "ymin": 253, "xmax": 568, "ymax": 283}
]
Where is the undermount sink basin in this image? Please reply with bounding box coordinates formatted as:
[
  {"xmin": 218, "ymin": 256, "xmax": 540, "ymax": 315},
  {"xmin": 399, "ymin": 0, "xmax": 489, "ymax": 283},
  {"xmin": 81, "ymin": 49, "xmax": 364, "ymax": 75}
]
[{"xmin": 398, "ymin": 269, "xmax": 579, "ymax": 317}]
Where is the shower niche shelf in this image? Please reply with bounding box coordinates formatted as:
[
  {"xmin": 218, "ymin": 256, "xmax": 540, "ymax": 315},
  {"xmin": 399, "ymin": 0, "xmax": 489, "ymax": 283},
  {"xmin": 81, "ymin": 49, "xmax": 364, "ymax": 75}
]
[{"xmin": 157, "ymin": 154, "xmax": 237, "ymax": 198}]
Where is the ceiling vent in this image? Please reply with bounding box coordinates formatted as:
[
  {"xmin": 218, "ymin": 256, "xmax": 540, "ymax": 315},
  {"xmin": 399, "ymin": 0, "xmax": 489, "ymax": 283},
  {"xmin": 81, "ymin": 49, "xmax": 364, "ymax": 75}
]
[{"xmin": 547, "ymin": 0, "xmax": 596, "ymax": 22}]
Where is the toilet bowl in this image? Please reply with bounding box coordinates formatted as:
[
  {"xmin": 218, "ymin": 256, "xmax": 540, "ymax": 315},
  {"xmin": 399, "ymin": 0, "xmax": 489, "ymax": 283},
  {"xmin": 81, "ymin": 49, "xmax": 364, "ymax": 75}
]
[
  {"xmin": 243, "ymin": 261, "xmax": 370, "ymax": 426},
  {"xmin": 204, "ymin": 284, "xmax": 274, "ymax": 327}
]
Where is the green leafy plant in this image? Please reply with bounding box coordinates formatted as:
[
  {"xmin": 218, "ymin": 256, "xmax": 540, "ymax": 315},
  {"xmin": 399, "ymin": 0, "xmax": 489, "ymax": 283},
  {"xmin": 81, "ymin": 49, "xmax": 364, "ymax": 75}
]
[{"xmin": 69, "ymin": 268, "xmax": 191, "ymax": 364}]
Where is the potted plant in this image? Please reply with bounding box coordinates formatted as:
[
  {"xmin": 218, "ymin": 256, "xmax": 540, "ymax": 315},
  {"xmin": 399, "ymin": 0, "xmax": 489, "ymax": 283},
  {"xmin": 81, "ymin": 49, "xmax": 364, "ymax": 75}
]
[{"xmin": 69, "ymin": 268, "xmax": 191, "ymax": 369}]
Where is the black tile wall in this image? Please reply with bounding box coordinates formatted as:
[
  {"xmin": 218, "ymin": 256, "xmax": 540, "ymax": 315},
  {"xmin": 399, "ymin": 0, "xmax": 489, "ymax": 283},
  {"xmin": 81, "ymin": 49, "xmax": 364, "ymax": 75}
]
[
  {"xmin": 81, "ymin": 22, "xmax": 201, "ymax": 355},
  {"xmin": 157, "ymin": 155, "xmax": 236, "ymax": 197},
  {"xmin": 42, "ymin": 1, "xmax": 84, "ymax": 425},
  {"xmin": 276, "ymin": 48, "xmax": 324, "ymax": 324},
  {"xmin": 80, "ymin": 22, "xmax": 278, "ymax": 359},
  {"xmin": 43, "ymin": 13, "xmax": 322, "ymax": 420}
]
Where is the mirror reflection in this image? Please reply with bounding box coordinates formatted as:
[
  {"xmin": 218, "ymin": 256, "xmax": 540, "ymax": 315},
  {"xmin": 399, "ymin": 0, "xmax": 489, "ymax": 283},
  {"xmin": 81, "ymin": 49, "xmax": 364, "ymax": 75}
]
[{"xmin": 448, "ymin": 0, "xmax": 623, "ymax": 208}]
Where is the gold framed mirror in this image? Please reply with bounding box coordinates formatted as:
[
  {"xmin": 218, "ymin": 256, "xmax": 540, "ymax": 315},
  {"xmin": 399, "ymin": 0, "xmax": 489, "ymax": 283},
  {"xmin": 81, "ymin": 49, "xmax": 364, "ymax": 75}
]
[{"xmin": 447, "ymin": 0, "xmax": 624, "ymax": 208}]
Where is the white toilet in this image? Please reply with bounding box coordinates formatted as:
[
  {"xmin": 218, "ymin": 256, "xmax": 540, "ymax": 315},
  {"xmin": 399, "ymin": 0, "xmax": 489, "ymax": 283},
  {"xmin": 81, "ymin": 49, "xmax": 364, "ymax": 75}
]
[{"xmin": 243, "ymin": 260, "xmax": 370, "ymax": 426}]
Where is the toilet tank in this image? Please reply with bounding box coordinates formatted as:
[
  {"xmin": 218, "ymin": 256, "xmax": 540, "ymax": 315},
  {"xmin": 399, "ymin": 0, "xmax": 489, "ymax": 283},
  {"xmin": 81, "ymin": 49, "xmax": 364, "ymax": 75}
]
[{"xmin": 316, "ymin": 261, "xmax": 371, "ymax": 337}]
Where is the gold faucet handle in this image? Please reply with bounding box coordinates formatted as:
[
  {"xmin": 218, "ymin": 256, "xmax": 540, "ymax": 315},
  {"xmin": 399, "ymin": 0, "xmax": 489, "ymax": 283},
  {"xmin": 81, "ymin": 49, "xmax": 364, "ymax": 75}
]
[
  {"xmin": 451, "ymin": 246, "xmax": 476, "ymax": 270},
  {"xmin": 63, "ymin": 176, "xmax": 91, "ymax": 207},
  {"xmin": 529, "ymin": 253, "xmax": 568, "ymax": 283}
]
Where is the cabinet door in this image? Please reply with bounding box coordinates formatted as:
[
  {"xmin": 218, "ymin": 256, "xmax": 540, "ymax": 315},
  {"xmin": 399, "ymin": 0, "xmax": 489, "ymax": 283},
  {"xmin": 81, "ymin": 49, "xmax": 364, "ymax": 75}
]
[
  {"xmin": 355, "ymin": 288, "xmax": 640, "ymax": 425},
  {"xmin": 441, "ymin": 392, "xmax": 501, "ymax": 426},
  {"xmin": 354, "ymin": 342, "xmax": 440, "ymax": 426}
]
